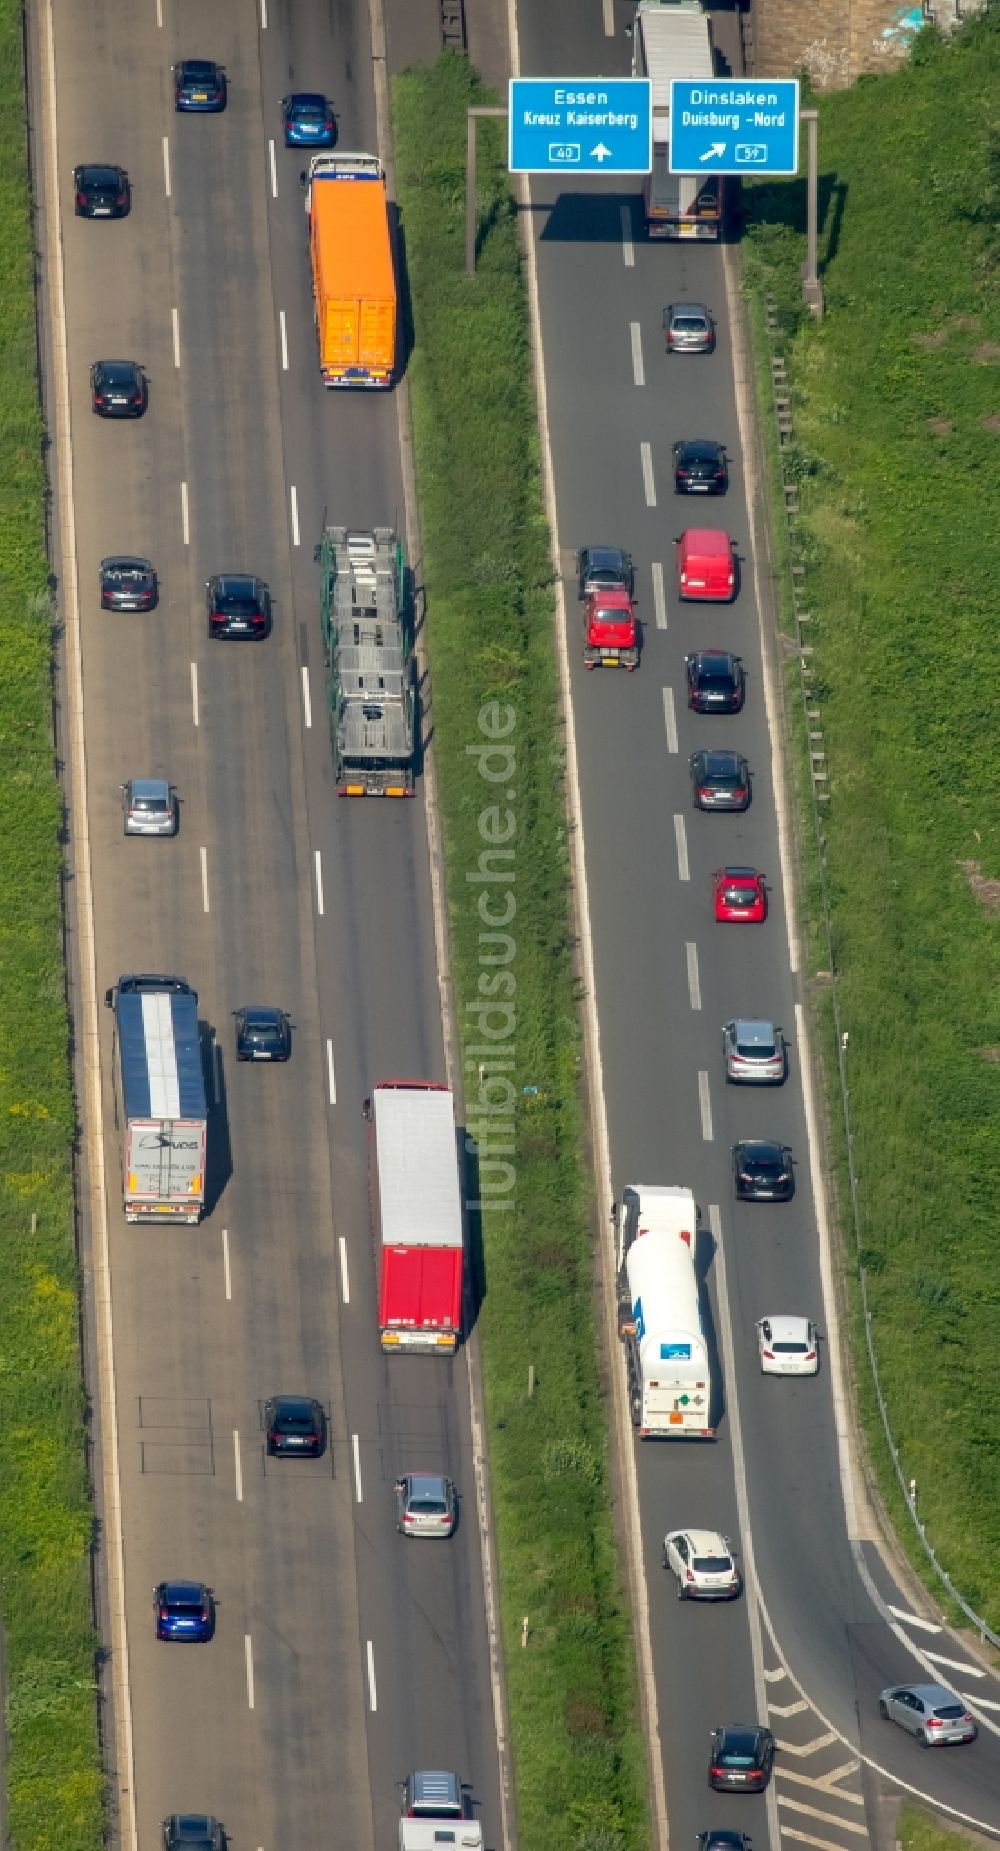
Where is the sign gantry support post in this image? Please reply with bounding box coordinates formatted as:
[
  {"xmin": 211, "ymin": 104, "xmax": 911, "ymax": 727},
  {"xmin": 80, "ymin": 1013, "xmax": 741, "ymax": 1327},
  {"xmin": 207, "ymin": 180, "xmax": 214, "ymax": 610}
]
[
  {"xmin": 800, "ymin": 109, "xmax": 823, "ymax": 319},
  {"xmin": 466, "ymin": 106, "xmax": 508, "ymax": 278}
]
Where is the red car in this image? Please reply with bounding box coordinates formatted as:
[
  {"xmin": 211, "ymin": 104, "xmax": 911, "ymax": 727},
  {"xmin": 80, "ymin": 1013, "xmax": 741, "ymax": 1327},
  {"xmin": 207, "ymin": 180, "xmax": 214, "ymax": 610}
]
[{"xmin": 713, "ymin": 866, "xmax": 766, "ymax": 924}]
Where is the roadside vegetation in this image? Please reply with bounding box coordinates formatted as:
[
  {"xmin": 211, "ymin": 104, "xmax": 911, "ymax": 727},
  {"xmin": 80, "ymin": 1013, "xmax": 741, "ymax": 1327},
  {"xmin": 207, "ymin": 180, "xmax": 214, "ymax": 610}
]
[
  {"xmin": 740, "ymin": 8, "xmax": 1000, "ymax": 1625},
  {"xmin": 392, "ymin": 54, "xmax": 649, "ymax": 1851},
  {"xmin": 0, "ymin": 0, "xmax": 105, "ymax": 1846},
  {"xmin": 898, "ymin": 1805, "xmax": 982, "ymax": 1851}
]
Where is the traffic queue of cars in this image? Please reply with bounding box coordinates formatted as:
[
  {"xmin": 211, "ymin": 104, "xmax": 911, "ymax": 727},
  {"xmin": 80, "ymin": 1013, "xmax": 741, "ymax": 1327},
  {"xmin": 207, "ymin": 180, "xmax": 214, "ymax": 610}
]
[
  {"xmin": 73, "ymin": 54, "xmax": 462, "ymax": 1851},
  {"xmin": 579, "ymin": 299, "xmax": 978, "ymax": 1796}
]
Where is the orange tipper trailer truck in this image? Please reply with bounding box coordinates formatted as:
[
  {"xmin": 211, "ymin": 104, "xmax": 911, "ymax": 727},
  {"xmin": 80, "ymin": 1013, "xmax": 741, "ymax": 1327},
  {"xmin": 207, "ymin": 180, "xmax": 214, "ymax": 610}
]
[{"xmin": 302, "ymin": 151, "xmax": 396, "ymax": 388}]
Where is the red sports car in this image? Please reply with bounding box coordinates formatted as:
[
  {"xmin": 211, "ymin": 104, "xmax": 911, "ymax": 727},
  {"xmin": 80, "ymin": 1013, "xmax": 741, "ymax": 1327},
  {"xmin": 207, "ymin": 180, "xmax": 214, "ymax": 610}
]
[{"xmin": 713, "ymin": 866, "xmax": 766, "ymax": 923}]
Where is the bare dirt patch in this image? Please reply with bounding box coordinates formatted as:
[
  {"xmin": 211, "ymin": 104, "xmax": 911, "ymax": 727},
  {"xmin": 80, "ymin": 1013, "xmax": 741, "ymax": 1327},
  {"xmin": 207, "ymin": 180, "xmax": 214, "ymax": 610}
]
[
  {"xmin": 973, "ymin": 342, "xmax": 1000, "ymax": 364},
  {"xmin": 958, "ymin": 859, "xmax": 1000, "ymax": 915},
  {"xmin": 982, "ymin": 412, "xmax": 1000, "ymax": 434},
  {"xmin": 927, "ymin": 417, "xmax": 953, "ymax": 437},
  {"xmin": 910, "ymin": 329, "xmax": 948, "ymax": 349}
]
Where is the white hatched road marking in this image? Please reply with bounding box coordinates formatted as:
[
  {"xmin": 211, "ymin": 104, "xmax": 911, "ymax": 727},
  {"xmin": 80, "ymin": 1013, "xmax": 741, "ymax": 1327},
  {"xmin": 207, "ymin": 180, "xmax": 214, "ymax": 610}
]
[
  {"xmin": 652, "ymin": 561, "xmax": 667, "ymax": 629},
  {"xmin": 641, "ymin": 441, "xmax": 656, "ymax": 506},
  {"xmin": 765, "ymin": 1662, "xmax": 789, "ymax": 1682},
  {"xmin": 777, "ymin": 1795, "xmax": 867, "ymax": 1836},
  {"xmin": 778, "ymin": 1764, "xmax": 863, "ymax": 1799},
  {"xmin": 768, "ymin": 1697, "xmax": 809, "ymax": 1717},
  {"xmin": 620, "ymin": 203, "xmax": 634, "ymax": 267},
  {"xmin": 782, "ymin": 1829, "xmax": 860, "ymax": 1851},
  {"xmin": 776, "ymin": 1731, "xmax": 838, "ymax": 1758},
  {"xmin": 630, "ymin": 321, "xmax": 644, "ymax": 387},
  {"xmin": 886, "ymin": 1604, "xmax": 941, "ymax": 1634},
  {"xmin": 924, "ymin": 1649, "xmax": 986, "ymax": 1677}
]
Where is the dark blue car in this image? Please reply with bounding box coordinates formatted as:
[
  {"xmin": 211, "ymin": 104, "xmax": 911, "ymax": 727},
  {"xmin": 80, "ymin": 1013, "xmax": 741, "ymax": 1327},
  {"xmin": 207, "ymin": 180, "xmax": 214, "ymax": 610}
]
[
  {"xmin": 155, "ymin": 1580, "xmax": 215, "ymax": 1642},
  {"xmin": 173, "ymin": 60, "xmax": 227, "ymax": 113},
  {"xmin": 281, "ymin": 93, "xmax": 335, "ymax": 148}
]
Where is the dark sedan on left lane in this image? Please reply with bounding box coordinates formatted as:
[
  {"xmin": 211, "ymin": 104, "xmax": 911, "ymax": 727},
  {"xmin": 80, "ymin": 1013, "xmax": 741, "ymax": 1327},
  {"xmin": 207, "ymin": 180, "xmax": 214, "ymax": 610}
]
[
  {"xmin": 234, "ymin": 1005, "xmax": 291, "ymax": 1060},
  {"xmin": 74, "ymin": 163, "xmax": 130, "ymax": 217},
  {"xmin": 154, "ymin": 1580, "xmax": 214, "ymax": 1642},
  {"xmin": 100, "ymin": 556, "xmax": 158, "ymax": 610},
  {"xmin": 282, "ymin": 93, "xmax": 336, "ymax": 147},
  {"xmin": 264, "ymin": 1395, "xmax": 325, "ymax": 1457},
  {"xmin": 690, "ymin": 748, "xmax": 751, "ymax": 813},
  {"xmin": 708, "ymin": 1724, "xmax": 775, "ymax": 1792},
  {"xmin": 206, "ymin": 574, "xmax": 271, "ymax": 639},
  {"xmin": 173, "ymin": 60, "xmax": 227, "ymax": 112},
  {"xmin": 673, "ymin": 438, "xmax": 728, "ymax": 495},
  {"xmin": 91, "ymin": 360, "xmax": 147, "ymax": 418},
  {"xmin": 732, "ymin": 1139, "xmax": 794, "ymax": 1202}
]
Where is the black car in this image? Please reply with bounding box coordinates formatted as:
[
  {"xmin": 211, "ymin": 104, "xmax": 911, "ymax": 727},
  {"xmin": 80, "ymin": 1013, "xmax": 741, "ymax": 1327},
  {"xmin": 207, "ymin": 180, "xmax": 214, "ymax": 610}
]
[
  {"xmin": 163, "ymin": 1818, "xmax": 224, "ymax": 1851},
  {"xmin": 234, "ymin": 1005, "xmax": 291, "ymax": 1060},
  {"xmin": 697, "ymin": 1835, "xmax": 751, "ymax": 1851},
  {"xmin": 673, "ymin": 439, "xmax": 728, "ymax": 495},
  {"xmin": 207, "ymin": 574, "xmax": 271, "ymax": 639},
  {"xmin": 100, "ymin": 556, "xmax": 158, "ymax": 611},
  {"xmin": 74, "ymin": 163, "xmax": 130, "ymax": 218},
  {"xmin": 264, "ymin": 1395, "xmax": 325, "ymax": 1457},
  {"xmin": 708, "ymin": 1725, "xmax": 775, "ymax": 1793},
  {"xmin": 689, "ymin": 748, "xmax": 751, "ymax": 813},
  {"xmin": 685, "ymin": 650, "xmax": 745, "ymax": 714},
  {"xmin": 732, "ymin": 1140, "xmax": 795, "ymax": 1202},
  {"xmin": 91, "ymin": 359, "xmax": 147, "ymax": 418},
  {"xmin": 575, "ymin": 544, "xmax": 634, "ymax": 601},
  {"xmin": 174, "ymin": 60, "xmax": 227, "ymax": 112}
]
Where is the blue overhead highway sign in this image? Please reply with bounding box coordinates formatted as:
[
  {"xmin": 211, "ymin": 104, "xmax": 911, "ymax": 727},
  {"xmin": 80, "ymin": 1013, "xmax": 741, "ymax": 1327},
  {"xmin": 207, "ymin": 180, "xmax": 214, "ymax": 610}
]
[
  {"xmin": 669, "ymin": 79, "xmax": 799, "ymax": 176},
  {"xmin": 508, "ymin": 78, "xmax": 652, "ymax": 175}
]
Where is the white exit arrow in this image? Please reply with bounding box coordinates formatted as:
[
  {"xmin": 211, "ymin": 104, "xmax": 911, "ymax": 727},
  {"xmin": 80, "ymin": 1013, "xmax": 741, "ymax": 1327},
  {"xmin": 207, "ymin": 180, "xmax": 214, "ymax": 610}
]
[
  {"xmin": 591, "ymin": 142, "xmax": 613, "ymax": 162},
  {"xmin": 699, "ymin": 140, "xmax": 726, "ymax": 162}
]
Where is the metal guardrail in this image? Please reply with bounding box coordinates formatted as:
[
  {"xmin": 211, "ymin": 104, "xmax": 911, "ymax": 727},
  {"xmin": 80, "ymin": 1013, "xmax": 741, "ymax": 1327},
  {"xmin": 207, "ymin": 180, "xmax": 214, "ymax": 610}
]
[{"xmin": 761, "ymin": 292, "xmax": 1000, "ymax": 1655}]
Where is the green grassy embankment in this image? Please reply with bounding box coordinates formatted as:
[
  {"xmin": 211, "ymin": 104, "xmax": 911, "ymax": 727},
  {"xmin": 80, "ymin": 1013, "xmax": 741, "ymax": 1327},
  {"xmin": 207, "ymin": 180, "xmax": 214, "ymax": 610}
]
[
  {"xmin": 739, "ymin": 9, "xmax": 1000, "ymax": 1625},
  {"xmin": 391, "ymin": 53, "xmax": 650, "ymax": 1851},
  {"xmin": 0, "ymin": 0, "xmax": 105, "ymax": 1845},
  {"xmin": 898, "ymin": 1804, "xmax": 984, "ymax": 1851}
]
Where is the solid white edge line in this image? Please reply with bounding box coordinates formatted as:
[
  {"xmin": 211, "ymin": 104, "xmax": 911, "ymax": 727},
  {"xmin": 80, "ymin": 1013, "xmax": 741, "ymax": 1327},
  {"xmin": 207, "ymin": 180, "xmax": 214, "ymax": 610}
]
[
  {"xmin": 711, "ymin": 1200, "xmax": 783, "ymax": 1849},
  {"xmin": 620, "ymin": 201, "xmax": 634, "ymax": 268},
  {"xmin": 685, "ymin": 941, "xmax": 701, "ymax": 1011},
  {"xmin": 652, "ymin": 561, "xmax": 667, "ymax": 630},
  {"xmin": 698, "ymin": 1070, "xmax": 713, "ymax": 1141},
  {"xmin": 326, "ymin": 1036, "xmax": 336, "ymax": 1104},
  {"xmin": 233, "ymin": 1429, "xmax": 243, "ymax": 1503},
  {"xmin": 268, "ymin": 137, "xmax": 277, "ymax": 199},
  {"xmin": 339, "ymin": 1236, "xmax": 350, "ymax": 1305},
  {"xmin": 245, "ymin": 1634, "xmax": 254, "ymax": 1709},
  {"xmin": 313, "ymin": 849, "xmax": 324, "ymax": 916},
  {"xmin": 180, "ymin": 479, "xmax": 189, "ymax": 545},
  {"xmin": 673, "ymin": 812, "xmax": 689, "ymax": 881},
  {"xmin": 162, "ymin": 133, "xmax": 170, "ymax": 197},
  {"xmin": 279, "ymin": 308, "xmax": 289, "ymax": 371},
  {"xmin": 171, "ymin": 305, "xmax": 180, "ymax": 368},
  {"xmin": 200, "ymin": 845, "xmax": 210, "ymax": 913},
  {"xmin": 640, "ymin": 440, "xmax": 656, "ymax": 507},
  {"xmin": 505, "ymin": 2, "xmax": 669, "ymax": 1840},
  {"xmin": 662, "ymin": 686, "xmax": 677, "ymax": 754},
  {"xmin": 190, "ymin": 660, "xmax": 199, "ymax": 727},
  {"xmin": 630, "ymin": 320, "xmax": 644, "ymax": 388},
  {"xmin": 366, "ymin": 1639, "xmax": 377, "ymax": 1711},
  {"xmin": 301, "ymin": 663, "xmax": 312, "ymax": 729},
  {"xmin": 290, "ymin": 483, "xmax": 300, "ymax": 547},
  {"xmin": 39, "ymin": 5, "xmax": 139, "ymax": 1847},
  {"xmin": 222, "ymin": 1227, "xmax": 232, "ymax": 1301},
  {"xmin": 351, "ymin": 1432, "xmax": 363, "ymax": 1501}
]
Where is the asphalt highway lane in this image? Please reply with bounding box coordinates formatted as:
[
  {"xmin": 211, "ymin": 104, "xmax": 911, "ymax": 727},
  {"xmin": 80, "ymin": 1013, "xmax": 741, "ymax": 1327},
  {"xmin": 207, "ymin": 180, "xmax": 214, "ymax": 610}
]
[
  {"xmin": 516, "ymin": 0, "xmax": 1000, "ymax": 1842},
  {"xmin": 44, "ymin": 0, "xmax": 501, "ymax": 1846}
]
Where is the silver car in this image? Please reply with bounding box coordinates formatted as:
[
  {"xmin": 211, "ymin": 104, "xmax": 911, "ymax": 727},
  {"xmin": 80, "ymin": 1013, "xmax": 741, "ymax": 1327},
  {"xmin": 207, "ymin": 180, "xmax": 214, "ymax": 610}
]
[
  {"xmin": 121, "ymin": 777, "xmax": 178, "ymax": 837},
  {"xmin": 879, "ymin": 1682, "xmax": 977, "ymax": 1747},
  {"xmin": 395, "ymin": 1471, "xmax": 457, "ymax": 1538},
  {"xmin": 722, "ymin": 1019, "xmax": 786, "ymax": 1084},
  {"xmin": 664, "ymin": 301, "xmax": 715, "ymax": 353}
]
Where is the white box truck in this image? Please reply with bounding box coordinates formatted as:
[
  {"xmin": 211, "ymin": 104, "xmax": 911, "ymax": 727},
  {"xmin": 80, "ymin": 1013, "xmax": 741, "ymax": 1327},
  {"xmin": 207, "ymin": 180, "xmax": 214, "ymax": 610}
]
[
  {"xmin": 631, "ymin": 0, "xmax": 722, "ymax": 238},
  {"xmin": 616, "ymin": 1184, "xmax": 714, "ymax": 1437}
]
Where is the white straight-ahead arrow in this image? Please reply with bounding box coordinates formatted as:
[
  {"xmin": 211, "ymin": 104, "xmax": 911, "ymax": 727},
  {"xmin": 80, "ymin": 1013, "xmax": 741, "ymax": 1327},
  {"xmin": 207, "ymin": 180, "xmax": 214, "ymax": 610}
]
[
  {"xmin": 591, "ymin": 142, "xmax": 613, "ymax": 162},
  {"xmin": 699, "ymin": 140, "xmax": 726, "ymax": 161}
]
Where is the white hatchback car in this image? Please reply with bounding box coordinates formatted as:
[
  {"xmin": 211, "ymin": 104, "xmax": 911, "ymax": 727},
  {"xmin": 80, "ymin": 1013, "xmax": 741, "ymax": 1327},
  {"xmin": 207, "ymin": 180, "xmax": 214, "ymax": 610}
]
[
  {"xmin": 757, "ymin": 1315, "xmax": 819, "ymax": 1377},
  {"xmin": 662, "ymin": 1529, "xmax": 741, "ymax": 1600}
]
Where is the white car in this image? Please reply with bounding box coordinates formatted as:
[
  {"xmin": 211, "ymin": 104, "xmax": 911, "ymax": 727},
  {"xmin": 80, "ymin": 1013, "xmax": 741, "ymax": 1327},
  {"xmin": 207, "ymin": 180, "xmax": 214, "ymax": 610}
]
[
  {"xmin": 756, "ymin": 1315, "xmax": 819, "ymax": 1377},
  {"xmin": 662, "ymin": 1529, "xmax": 741, "ymax": 1600}
]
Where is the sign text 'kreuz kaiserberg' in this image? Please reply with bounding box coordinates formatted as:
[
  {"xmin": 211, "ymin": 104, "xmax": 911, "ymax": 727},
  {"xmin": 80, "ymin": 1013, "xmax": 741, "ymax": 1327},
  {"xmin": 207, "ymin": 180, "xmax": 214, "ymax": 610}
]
[
  {"xmin": 668, "ymin": 79, "xmax": 800, "ymax": 176},
  {"xmin": 508, "ymin": 77, "xmax": 652, "ymax": 175}
]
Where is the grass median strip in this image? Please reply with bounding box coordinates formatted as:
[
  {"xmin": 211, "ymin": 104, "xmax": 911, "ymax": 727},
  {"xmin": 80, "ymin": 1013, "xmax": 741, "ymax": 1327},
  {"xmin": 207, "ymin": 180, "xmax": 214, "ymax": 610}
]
[
  {"xmin": 0, "ymin": 0, "xmax": 104, "ymax": 1846},
  {"xmin": 740, "ymin": 10, "xmax": 1000, "ymax": 1627},
  {"xmin": 392, "ymin": 53, "xmax": 649, "ymax": 1851}
]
